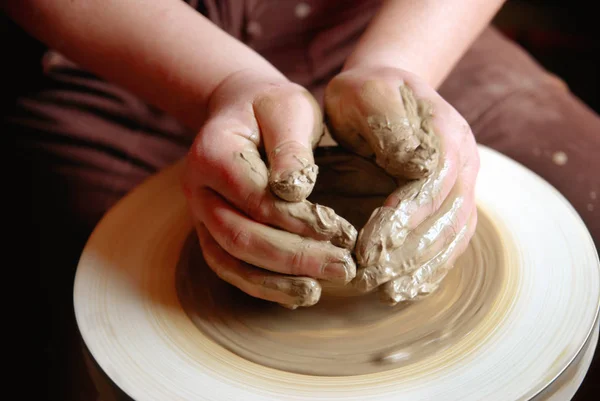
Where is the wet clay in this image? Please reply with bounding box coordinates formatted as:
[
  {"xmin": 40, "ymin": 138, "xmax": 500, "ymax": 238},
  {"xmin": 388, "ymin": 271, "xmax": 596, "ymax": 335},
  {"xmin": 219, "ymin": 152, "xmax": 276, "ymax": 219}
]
[
  {"xmin": 325, "ymin": 80, "xmax": 439, "ymax": 180},
  {"xmin": 257, "ymin": 275, "xmax": 322, "ymax": 308},
  {"xmin": 265, "ymin": 89, "xmax": 325, "ymax": 203},
  {"xmin": 351, "ymin": 153, "xmax": 457, "ymax": 299},
  {"xmin": 259, "ymin": 83, "xmax": 454, "ymax": 306},
  {"xmin": 281, "ymin": 200, "xmax": 357, "ymax": 249},
  {"xmin": 177, "ymin": 203, "xmax": 506, "ymax": 376},
  {"xmin": 269, "ymin": 157, "xmax": 318, "ymax": 202},
  {"xmin": 363, "ymin": 83, "xmax": 439, "ymax": 179},
  {"xmin": 236, "ymin": 149, "xmax": 357, "ymax": 250},
  {"xmin": 326, "ymin": 82, "xmax": 461, "ymax": 303},
  {"xmin": 176, "ymin": 148, "xmax": 508, "ymax": 376}
]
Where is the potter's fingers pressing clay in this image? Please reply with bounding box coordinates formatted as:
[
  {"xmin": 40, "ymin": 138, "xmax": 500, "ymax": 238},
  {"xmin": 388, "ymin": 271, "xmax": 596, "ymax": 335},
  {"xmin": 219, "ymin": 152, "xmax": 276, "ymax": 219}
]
[
  {"xmin": 237, "ymin": 150, "xmax": 357, "ymax": 248},
  {"xmin": 196, "ymin": 223, "xmax": 321, "ymax": 309},
  {"xmin": 354, "ymin": 175, "xmax": 472, "ymax": 292},
  {"xmin": 363, "ymin": 83, "xmax": 440, "ymax": 180},
  {"xmin": 269, "ymin": 153, "xmax": 318, "ymax": 203},
  {"xmin": 188, "ymin": 145, "xmax": 357, "ymax": 249},
  {"xmin": 253, "ymin": 86, "xmax": 324, "ymax": 202},
  {"xmin": 325, "ymin": 79, "xmax": 475, "ymax": 300},
  {"xmin": 280, "ymin": 200, "xmax": 357, "ymax": 250},
  {"xmin": 178, "ymin": 205, "xmax": 507, "ymax": 375},
  {"xmin": 379, "ymin": 209, "xmax": 478, "ymax": 305},
  {"xmin": 326, "ymin": 78, "xmax": 441, "ymax": 181},
  {"xmin": 196, "ymin": 188, "xmax": 356, "ymax": 284}
]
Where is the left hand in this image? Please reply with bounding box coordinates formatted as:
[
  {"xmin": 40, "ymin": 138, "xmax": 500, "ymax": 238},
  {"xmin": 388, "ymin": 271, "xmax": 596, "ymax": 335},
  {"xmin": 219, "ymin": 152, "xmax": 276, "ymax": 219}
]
[
  {"xmin": 182, "ymin": 69, "xmax": 357, "ymax": 310},
  {"xmin": 323, "ymin": 66, "xmax": 480, "ymax": 305}
]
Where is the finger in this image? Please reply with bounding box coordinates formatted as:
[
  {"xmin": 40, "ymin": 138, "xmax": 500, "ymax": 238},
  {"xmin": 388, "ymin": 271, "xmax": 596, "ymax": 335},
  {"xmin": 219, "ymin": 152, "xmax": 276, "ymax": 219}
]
[
  {"xmin": 183, "ymin": 116, "xmax": 357, "ymax": 249},
  {"xmin": 358, "ymin": 79, "xmax": 441, "ymax": 179},
  {"xmin": 328, "ymin": 69, "xmax": 473, "ymax": 181},
  {"xmin": 192, "ymin": 187, "xmax": 356, "ymax": 284},
  {"xmin": 353, "ymin": 151, "xmax": 459, "ymax": 270},
  {"xmin": 254, "ymin": 85, "xmax": 323, "ymax": 202},
  {"xmin": 351, "ymin": 81, "xmax": 478, "ymax": 289},
  {"xmin": 283, "ymin": 200, "xmax": 357, "ymax": 249},
  {"xmin": 378, "ymin": 208, "xmax": 478, "ymax": 305},
  {"xmin": 365, "ymin": 131, "xmax": 479, "ymax": 296},
  {"xmin": 327, "ymin": 72, "xmax": 468, "ymax": 253},
  {"xmin": 359, "ymin": 101, "xmax": 463, "ymax": 234},
  {"xmin": 196, "ymin": 223, "xmax": 321, "ymax": 308},
  {"xmin": 326, "ymin": 72, "xmax": 443, "ymax": 179},
  {"xmin": 353, "ymin": 166, "xmax": 473, "ymax": 292}
]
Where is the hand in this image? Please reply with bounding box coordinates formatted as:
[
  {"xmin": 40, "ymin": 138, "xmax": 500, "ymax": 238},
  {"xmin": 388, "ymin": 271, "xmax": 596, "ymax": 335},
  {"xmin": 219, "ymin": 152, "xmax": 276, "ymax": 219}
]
[
  {"xmin": 182, "ymin": 69, "xmax": 357, "ymax": 309},
  {"xmin": 324, "ymin": 66, "xmax": 479, "ymax": 305}
]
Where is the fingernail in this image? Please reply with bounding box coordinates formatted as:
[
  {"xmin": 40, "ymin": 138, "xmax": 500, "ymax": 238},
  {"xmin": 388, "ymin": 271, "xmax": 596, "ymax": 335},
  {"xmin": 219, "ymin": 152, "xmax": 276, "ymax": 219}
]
[
  {"xmin": 322, "ymin": 253, "xmax": 356, "ymax": 284},
  {"xmin": 270, "ymin": 163, "xmax": 318, "ymax": 202}
]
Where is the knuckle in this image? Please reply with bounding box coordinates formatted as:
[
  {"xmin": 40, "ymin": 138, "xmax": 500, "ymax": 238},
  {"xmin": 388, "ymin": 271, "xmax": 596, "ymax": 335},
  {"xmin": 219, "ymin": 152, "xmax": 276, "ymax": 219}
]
[
  {"xmin": 263, "ymin": 84, "xmax": 319, "ymax": 117},
  {"xmin": 192, "ymin": 141, "xmax": 237, "ymax": 190},
  {"xmin": 225, "ymin": 226, "xmax": 251, "ymax": 253},
  {"xmin": 289, "ymin": 249, "xmax": 306, "ymax": 276},
  {"xmin": 256, "ymin": 82, "xmax": 305, "ymax": 104},
  {"xmin": 188, "ymin": 133, "xmax": 220, "ymax": 180},
  {"xmin": 244, "ymin": 192, "xmax": 270, "ymax": 222},
  {"xmin": 272, "ymin": 139, "xmax": 307, "ymax": 155},
  {"xmin": 191, "ymin": 125, "xmax": 216, "ymax": 162}
]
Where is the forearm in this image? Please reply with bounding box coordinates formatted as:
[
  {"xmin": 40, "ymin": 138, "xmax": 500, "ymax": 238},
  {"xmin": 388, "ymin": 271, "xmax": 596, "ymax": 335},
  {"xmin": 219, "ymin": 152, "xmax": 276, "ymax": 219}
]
[
  {"xmin": 2, "ymin": 0, "xmax": 285, "ymax": 131},
  {"xmin": 343, "ymin": 0, "xmax": 506, "ymax": 88}
]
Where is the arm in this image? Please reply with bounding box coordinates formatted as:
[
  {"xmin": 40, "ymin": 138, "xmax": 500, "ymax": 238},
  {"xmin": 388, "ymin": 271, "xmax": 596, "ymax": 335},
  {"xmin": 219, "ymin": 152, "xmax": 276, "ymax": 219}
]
[
  {"xmin": 1, "ymin": 0, "xmax": 285, "ymax": 131},
  {"xmin": 3, "ymin": 1, "xmax": 358, "ymax": 308},
  {"xmin": 343, "ymin": 0, "xmax": 506, "ymax": 88}
]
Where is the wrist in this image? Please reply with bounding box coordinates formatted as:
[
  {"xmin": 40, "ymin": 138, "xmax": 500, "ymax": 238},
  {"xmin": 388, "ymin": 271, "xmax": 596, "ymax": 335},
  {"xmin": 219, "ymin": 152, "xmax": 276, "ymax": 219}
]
[
  {"xmin": 342, "ymin": 50, "xmax": 436, "ymax": 88},
  {"xmin": 198, "ymin": 66, "xmax": 288, "ymax": 126}
]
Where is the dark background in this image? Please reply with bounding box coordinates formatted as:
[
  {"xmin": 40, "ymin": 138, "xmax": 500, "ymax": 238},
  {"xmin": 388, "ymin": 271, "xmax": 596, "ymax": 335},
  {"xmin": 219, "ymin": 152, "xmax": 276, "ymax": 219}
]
[{"xmin": 3, "ymin": 0, "xmax": 599, "ymax": 400}]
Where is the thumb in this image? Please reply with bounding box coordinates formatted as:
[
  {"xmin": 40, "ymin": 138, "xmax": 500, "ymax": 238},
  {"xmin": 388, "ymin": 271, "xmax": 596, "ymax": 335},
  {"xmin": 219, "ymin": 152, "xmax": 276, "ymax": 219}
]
[
  {"xmin": 325, "ymin": 70, "xmax": 440, "ymax": 181},
  {"xmin": 253, "ymin": 84, "xmax": 324, "ymax": 202}
]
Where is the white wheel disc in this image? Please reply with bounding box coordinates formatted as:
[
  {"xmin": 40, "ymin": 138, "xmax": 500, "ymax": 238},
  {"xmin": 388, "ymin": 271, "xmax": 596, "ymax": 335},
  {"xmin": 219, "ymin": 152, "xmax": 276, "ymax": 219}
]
[{"xmin": 74, "ymin": 145, "xmax": 600, "ymax": 401}]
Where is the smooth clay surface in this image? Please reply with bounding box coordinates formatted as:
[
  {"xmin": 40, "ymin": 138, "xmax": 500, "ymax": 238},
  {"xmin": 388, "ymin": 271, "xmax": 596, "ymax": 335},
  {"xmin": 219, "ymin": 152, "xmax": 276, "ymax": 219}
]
[{"xmin": 176, "ymin": 149, "xmax": 508, "ymax": 376}]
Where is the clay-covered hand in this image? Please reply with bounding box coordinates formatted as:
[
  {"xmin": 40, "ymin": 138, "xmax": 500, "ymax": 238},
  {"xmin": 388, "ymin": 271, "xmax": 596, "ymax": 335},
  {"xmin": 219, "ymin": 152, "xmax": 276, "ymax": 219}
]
[
  {"xmin": 324, "ymin": 66, "xmax": 479, "ymax": 305},
  {"xmin": 182, "ymin": 69, "xmax": 357, "ymax": 309}
]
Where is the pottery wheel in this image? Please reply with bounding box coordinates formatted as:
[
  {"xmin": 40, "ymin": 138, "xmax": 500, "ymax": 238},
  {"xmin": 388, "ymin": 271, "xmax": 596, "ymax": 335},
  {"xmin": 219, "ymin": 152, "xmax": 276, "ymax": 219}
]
[{"xmin": 74, "ymin": 145, "xmax": 600, "ymax": 400}]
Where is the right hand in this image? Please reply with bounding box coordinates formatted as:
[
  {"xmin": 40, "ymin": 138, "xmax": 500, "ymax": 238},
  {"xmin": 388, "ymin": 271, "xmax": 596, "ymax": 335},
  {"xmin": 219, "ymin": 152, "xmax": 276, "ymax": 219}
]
[
  {"xmin": 323, "ymin": 66, "xmax": 480, "ymax": 305},
  {"xmin": 181, "ymin": 69, "xmax": 357, "ymax": 309}
]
